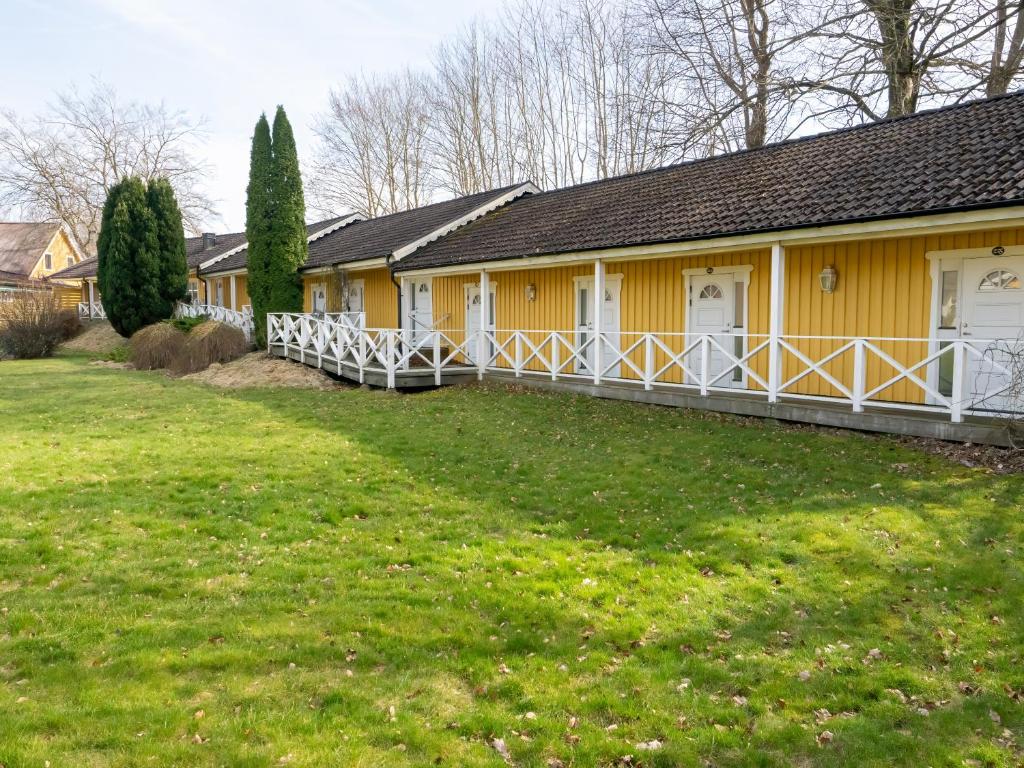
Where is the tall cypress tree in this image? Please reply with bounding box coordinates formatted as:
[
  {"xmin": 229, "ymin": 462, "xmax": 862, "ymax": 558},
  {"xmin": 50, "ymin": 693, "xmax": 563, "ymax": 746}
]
[
  {"xmin": 147, "ymin": 177, "xmax": 188, "ymax": 317},
  {"xmin": 266, "ymin": 106, "xmax": 307, "ymax": 320},
  {"xmin": 245, "ymin": 113, "xmax": 274, "ymax": 346},
  {"xmin": 97, "ymin": 177, "xmax": 162, "ymax": 337}
]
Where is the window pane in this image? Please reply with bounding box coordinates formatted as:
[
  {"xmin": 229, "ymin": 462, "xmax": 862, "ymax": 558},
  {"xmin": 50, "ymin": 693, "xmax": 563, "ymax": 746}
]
[
  {"xmin": 940, "ymin": 271, "xmax": 958, "ymax": 329},
  {"xmin": 733, "ymin": 335, "xmax": 743, "ymax": 382},
  {"xmin": 579, "ymin": 288, "xmax": 588, "ymax": 324},
  {"xmin": 938, "ymin": 341, "xmax": 954, "ymax": 397},
  {"xmin": 734, "ymin": 282, "xmax": 744, "ymax": 328}
]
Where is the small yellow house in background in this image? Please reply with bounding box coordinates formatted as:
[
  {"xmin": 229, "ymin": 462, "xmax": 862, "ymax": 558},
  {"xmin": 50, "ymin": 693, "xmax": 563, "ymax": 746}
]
[{"xmin": 0, "ymin": 222, "xmax": 85, "ymax": 306}]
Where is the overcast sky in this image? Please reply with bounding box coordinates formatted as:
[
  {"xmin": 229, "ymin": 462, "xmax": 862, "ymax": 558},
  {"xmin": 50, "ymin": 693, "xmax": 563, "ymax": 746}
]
[{"xmin": 5, "ymin": 0, "xmax": 504, "ymax": 231}]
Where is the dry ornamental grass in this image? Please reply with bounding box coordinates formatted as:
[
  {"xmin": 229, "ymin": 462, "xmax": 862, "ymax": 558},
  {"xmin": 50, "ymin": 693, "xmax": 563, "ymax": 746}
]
[
  {"xmin": 170, "ymin": 320, "xmax": 249, "ymax": 375},
  {"xmin": 129, "ymin": 323, "xmax": 187, "ymax": 370}
]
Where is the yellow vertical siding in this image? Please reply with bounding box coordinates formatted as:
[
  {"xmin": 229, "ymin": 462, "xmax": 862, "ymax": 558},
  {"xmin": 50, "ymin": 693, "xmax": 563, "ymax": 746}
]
[
  {"xmin": 782, "ymin": 225, "xmax": 1024, "ymax": 402},
  {"xmin": 29, "ymin": 230, "xmax": 78, "ymax": 279},
  {"xmin": 235, "ymin": 275, "xmax": 250, "ymax": 310},
  {"xmin": 432, "ymin": 251, "xmax": 770, "ymax": 379},
  {"xmin": 301, "ymin": 267, "xmax": 397, "ymax": 326},
  {"xmin": 427, "ymin": 224, "xmax": 1024, "ymax": 403}
]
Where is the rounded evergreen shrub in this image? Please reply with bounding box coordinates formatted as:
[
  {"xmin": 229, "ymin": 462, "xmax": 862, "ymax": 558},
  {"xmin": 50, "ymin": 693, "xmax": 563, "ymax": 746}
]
[
  {"xmin": 170, "ymin": 320, "xmax": 248, "ymax": 375},
  {"xmin": 129, "ymin": 323, "xmax": 187, "ymax": 370}
]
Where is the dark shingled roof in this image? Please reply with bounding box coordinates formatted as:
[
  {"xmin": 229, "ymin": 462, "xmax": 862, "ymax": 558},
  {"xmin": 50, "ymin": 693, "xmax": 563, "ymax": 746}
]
[
  {"xmin": 395, "ymin": 92, "xmax": 1024, "ymax": 272},
  {"xmin": 187, "ymin": 231, "xmax": 248, "ymax": 270},
  {"xmin": 48, "ymin": 256, "xmax": 97, "ymax": 280},
  {"xmin": 202, "ymin": 185, "xmax": 525, "ymax": 275},
  {"xmin": 202, "ymin": 216, "xmax": 350, "ymax": 275},
  {"xmin": 0, "ymin": 222, "xmax": 62, "ymax": 278},
  {"xmin": 301, "ymin": 186, "xmax": 523, "ymax": 270},
  {"xmin": 50, "ymin": 231, "xmax": 248, "ymax": 280}
]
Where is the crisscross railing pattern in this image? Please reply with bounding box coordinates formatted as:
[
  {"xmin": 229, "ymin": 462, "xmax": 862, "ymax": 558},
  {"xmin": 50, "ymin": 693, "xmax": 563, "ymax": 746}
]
[
  {"xmin": 175, "ymin": 303, "xmax": 254, "ymax": 341},
  {"xmin": 267, "ymin": 313, "xmax": 1023, "ymax": 423},
  {"xmin": 77, "ymin": 302, "xmax": 106, "ymax": 320}
]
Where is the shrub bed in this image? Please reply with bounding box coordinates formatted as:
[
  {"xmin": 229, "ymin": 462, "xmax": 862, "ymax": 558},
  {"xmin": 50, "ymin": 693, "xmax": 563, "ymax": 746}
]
[
  {"xmin": 0, "ymin": 292, "xmax": 80, "ymax": 359},
  {"xmin": 129, "ymin": 323, "xmax": 187, "ymax": 370},
  {"xmin": 170, "ymin": 320, "xmax": 248, "ymax": 375}
]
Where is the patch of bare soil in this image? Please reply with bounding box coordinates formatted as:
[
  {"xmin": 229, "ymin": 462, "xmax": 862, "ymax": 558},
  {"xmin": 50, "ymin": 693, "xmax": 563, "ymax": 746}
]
[
  {"xmin": 767, "ymin": 414, "xmax": 1024, "ymax": 474},
  {"xmin": 62, "ymin": 321, "xmax": 125, "ymax": 355},
  {"xmin": 181, "ymin": 352, "xmax": 339, "ymax": 390},
  {"xmin": 894, "ymin": 435, "xmax": 1024, "ymax": 474},
  {"xmin": 89, "ymin": 360, "xmax": 132, "ymax": 369}
]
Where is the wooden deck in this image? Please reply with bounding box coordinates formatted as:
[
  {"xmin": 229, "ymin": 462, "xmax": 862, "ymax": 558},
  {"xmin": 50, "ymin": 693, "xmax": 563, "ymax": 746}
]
[
  {"xmin": 266, "ymin": 314, "xmax": 1022, "ymax": 446},
  {"xmin": 269, "ymin": 341, "xmax": 1014, "ymax": 445}
]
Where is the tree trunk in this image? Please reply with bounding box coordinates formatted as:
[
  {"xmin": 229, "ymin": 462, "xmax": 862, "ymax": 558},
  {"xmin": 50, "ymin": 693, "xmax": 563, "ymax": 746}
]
[{"xmin": 867, "ymin": 0, "xmax": 920, "ymax": 118}]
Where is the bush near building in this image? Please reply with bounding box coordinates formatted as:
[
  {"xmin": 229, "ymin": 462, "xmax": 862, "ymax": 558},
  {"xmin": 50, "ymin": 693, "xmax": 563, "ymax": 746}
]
[{"xmin": 0, "ymin": 292, "xmax": 79, "ymax": 359}]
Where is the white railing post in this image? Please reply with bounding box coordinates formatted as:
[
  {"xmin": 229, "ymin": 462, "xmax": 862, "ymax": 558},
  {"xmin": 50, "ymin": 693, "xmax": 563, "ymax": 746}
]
[
  {"xmin": 358, "ymin": 330, "xmax": 367, "ymax": 384},
  {"xmin": 514, "ymin": 332, "xmax": 523, "ymax": 377},
  {"xmin": 593, "ymin": 259, "xmax": 604, "ymax": 385},
  {"xmin": 433, "ymin": 330, "xmax": 442, "ymax": 386},
  {"xmin": 644, "ymin": 333, "xmax": 654, "ymax": 391},
  {"xmin": 951, "ymin": 340, "xmax": 965, "ymax": 423},
  {"xmin": 700, "ymin": 334, "xmax": 710, "ymax": 396},
  {"xmin": 767, "ymin": 242, "xmax": 785, "ymax": 403},
  {"xmin": 551, "ymin": 335, "xmax": 560, "ymax": 381},
  {"xmin": 386, "ymin": 331, "xmax": 397, "ymax": 390},
  {"xmin": 852, "ymin": 338, "xmax": 866, "ymax": 412},
  {"xmin": 478, "ymin": 271, "xmax": 489, "ymax": 381}
]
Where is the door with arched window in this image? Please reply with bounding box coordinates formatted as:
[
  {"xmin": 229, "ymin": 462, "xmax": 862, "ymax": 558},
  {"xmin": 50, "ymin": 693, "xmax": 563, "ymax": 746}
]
[
  {"xmin": 687, "ymin": 271, "xmax": 748, "ymax": 388},
  {"xmin": 962, "ymin": 256, "xmax": 1024, "ymax": 410}
]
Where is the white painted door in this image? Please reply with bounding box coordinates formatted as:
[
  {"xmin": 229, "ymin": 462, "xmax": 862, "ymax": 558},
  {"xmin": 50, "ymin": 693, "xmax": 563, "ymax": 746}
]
[
  {"xmin": 311, "ymin": 282, "xmax": 327, "ymax": 315},
  {"xmin": 961, "ymin": 256, "xmax": 1024, "ymax": 411},
  {"xmin": 406, "ymin": 279, "xmax": 433, "ymax": 342},
  {"xmin": 575, "ymin": 278, "xmax": 620, "ymax": 377},
  {"xmin": 215, "ymin": 281, "xmax": 224, "ymax": 307},
  {"xmin": 688, "ymin": 274, "xmax": 741, "ymax": 388},
  {"xmin": 465, "ymin": 284, "xmax": 496, "ymax": 365},
  {"xmin": 346, "ymin": 279, "xmax": 365, "ymax": 313}
]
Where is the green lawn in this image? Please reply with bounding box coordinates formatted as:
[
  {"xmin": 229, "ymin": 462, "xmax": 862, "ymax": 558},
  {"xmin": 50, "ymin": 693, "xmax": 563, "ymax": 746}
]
[{"xmin": 1, "ymin": 354, "xmax": 1022, "ymax": 767}]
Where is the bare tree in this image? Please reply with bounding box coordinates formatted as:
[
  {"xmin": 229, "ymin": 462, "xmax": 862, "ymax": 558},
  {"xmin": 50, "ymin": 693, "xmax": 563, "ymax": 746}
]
[
  {"xmin": 309, "ymin": 71, "xmax": 433, "ymax": 217},
  {"xmin": 643, "ymin": 0, "xmax": 806, "ymax": 152},
  {"xmin": 0, "ymin": 80, "xmax": 214, "ymax": 253},
  {"xmin": 792, "ymin": 0, "xmax": 1009, "ymax": 124},
  {"xmin": 959, "ymin": 0, "xmax": 1024, "ymax": 95}
]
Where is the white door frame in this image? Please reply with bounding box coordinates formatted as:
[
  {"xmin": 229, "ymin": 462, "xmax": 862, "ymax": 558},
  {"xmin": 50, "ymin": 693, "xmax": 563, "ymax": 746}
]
[
  {"xmin": 465, "ymin": 281, "xmax": 497, "ymax": 365},
  {"xmin": 310, "ymin": 281, "xmax": 327, "ymax": 314},
  {"xmin": 683, "ymin": 265, "xmax": 753, "ymax": 388},
  {"xmin": 925, "ymin": 245, "xmax": 1024, "ymax": 404},
  {"xmin": 346, "ymin": 278, "xmax": 365, "ymax": 313},
  {"xmin": 573, "ymin": 273, "xmax": 622, "ymax": 377},
  {"xmin": 403, "ymin": 277, "xmax": 433, "ymax": 341}
]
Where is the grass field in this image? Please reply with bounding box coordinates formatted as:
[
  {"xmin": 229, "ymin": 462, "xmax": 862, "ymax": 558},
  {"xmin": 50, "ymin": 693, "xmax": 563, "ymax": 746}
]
[{"xmin": 1, "ymin": 354, "xmax": 1022, "ymax": 767}]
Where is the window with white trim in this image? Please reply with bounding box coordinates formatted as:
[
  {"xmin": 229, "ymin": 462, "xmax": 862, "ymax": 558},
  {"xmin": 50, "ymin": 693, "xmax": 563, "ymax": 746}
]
[{"xmin": 43, "ymin": 253, "xmax": 52, "ymax": 270}]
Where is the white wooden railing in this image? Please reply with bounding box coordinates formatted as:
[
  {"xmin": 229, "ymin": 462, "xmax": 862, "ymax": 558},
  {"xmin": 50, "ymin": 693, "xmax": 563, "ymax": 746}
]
[
  {"xmin": 176, "ymin": 303, "xmax": 254, "ymax": 341},
  {"xmin": 267, "ymin": 313, "xmax": 1023, "ymax": 423},
  {"xmin": 323, "ymin": 311, "xmax": 366, "ymax": 329},
  {"xmin": 77, "ymin": 302, "xmax": 106, "ymax": 320}
]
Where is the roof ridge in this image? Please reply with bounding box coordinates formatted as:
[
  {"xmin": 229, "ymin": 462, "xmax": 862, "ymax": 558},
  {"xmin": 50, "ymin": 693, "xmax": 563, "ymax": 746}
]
[{"xmin": 518, "ymin": 89, "xmax": 1024, "ymax": 204}]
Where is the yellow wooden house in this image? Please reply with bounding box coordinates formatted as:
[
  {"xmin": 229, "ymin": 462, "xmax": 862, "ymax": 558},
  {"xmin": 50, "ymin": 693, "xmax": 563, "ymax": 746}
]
[
  {"xmin": 0, "ymin": 222, "xmax": 85, "ymax": 306},
  {"xmin": 265, "ymin": 92, "xmax": 1024, "ymax": 444}
]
